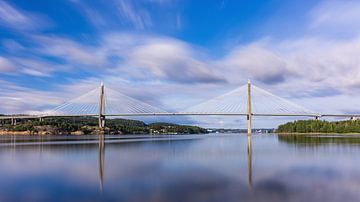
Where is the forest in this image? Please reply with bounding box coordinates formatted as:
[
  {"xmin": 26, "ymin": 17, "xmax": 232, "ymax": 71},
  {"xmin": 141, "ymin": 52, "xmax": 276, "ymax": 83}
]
[{"xmin": 277, "ymin": 119, "xmax": 360, "ymax": 133}]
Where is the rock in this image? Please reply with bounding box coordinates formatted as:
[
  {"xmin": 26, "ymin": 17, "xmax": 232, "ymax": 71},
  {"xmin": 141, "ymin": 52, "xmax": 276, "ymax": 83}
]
[
  {"xmin": 0, "ymin": 130, "xmax": 31, "ymax": 135},
  {"xmin": 71, "ymin": 130, "xmax": 84, "ymax": 135}
]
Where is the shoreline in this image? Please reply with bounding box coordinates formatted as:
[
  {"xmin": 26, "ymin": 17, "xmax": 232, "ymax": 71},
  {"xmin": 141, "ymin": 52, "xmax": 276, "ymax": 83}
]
[
  {"xmin": 0, "ymin": 130, "xmax": 90, "ymax": 136},
  {"xmin": 0, "ymin": 130, "xmax": 205, "ymax": 136},
  {"xmin": 3, "ymin": 131, "xmax": 360, "ymax": 136}
]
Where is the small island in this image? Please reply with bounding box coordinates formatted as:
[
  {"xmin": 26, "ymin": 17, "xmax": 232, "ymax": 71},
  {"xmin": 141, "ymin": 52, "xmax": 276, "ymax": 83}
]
[
  {"xmin": 0, "ymin": 117, "xmax": 208, "ymax": 135},
  {"xmin": 277, "ymin": 119, "xmax": 360, "ymax": 133}
]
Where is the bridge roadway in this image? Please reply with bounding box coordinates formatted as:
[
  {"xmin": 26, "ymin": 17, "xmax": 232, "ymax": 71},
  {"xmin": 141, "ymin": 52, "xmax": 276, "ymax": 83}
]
[{"xmin": 1, "ymin": 113, "xmax": 360, "ymax": 120}]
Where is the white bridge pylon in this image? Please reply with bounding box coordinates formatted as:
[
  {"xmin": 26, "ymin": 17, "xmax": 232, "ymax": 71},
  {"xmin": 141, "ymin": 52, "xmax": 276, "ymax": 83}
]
[
  {"xmin": 47, "ymin": 85, "xmax": 168, "ymax": 116},
  {"xmin": 182, "ymin": 83, "xmax": 315, "ymax": 116}
]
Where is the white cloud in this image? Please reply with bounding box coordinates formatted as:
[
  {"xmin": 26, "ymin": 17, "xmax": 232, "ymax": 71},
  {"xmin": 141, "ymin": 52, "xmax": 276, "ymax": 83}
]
[
  {"xmin": 276, "ymin": 37, "xmax": 360, "ymax": 93},
  {"xmin": 215, "ymin": 35, "xmax": 360, "ymax": 97},
  {"xmin": 122, "ymin": 37, "xmax": 225, "ymax": 83},
  {"xmin": 220, "ymin": 43, "xmax": 293, "ymax": 85}
]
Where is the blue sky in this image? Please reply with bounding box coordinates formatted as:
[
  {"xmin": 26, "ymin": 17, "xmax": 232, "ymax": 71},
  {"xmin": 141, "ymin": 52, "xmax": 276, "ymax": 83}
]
[{"xmin": 1, "ymin": 0, "xmax": 360, "ymax": 128}]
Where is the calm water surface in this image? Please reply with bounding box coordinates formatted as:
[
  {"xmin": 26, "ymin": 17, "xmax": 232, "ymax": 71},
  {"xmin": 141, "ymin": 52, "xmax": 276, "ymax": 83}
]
[{"xmin": 1, "ymin": 133, "xmax": 360, "ymax": 202}]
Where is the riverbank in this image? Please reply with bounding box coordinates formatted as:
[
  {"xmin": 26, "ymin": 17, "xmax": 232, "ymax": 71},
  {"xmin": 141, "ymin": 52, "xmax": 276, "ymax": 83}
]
[{"xmin": 0, "ymin": 117, "xmax": 208, "ymax": 136}]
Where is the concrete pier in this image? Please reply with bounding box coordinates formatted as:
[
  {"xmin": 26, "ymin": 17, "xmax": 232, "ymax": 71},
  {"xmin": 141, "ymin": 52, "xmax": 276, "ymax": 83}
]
[{"xmin": 98, "ymin": 82, "xmax": 105, "ymax": 129}]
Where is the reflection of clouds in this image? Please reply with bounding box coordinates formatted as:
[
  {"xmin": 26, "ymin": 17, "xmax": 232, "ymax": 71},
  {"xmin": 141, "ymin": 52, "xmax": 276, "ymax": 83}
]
[
  {"xmin": 0, "ymin": 145, "xmax": 100, "ymax": 186},
  {"xmin": 250, "ymin": 166, "xmax": 360, "ymax": 202},
  {"xmin": 1, "ymin": 135, "xmax": 360, "ymax": 201},
  {"xmin": 103, "ymin": 162, "xmax": 248, "ymax": 202}
]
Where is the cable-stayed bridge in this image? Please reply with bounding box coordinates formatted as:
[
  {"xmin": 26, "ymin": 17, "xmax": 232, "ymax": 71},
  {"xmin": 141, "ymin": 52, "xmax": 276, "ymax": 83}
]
[{"xmin": 1, "ymin": 81, "xmax": 359, "ymax": 134}]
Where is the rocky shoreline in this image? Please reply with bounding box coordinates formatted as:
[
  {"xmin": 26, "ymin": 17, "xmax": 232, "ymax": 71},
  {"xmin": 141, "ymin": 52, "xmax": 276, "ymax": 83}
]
[
  {"xmin": 0, "ymin": 128, "xmax": 105, "ymax": 136},
  {"xmin": 0, "ymin": 123, "xmax": 108, "ymax": 136}
]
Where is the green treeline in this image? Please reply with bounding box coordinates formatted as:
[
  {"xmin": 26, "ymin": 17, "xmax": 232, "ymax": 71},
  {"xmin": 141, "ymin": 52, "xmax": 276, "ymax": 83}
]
[
  {"xmin": 277, "ymin": 119, "xmax": 360, "ymax": 133},
  {"xmin": 0, "ymin": 117, "xmax": 208, "ymax": 135}
]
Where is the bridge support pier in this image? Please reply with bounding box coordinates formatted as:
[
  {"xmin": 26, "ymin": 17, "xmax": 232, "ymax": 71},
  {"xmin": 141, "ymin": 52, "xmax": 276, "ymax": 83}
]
[
  {"xmin": 99, "ymin": 115, "xmax": 105, "ymax": 129},
  {"xmin": 247, "ymin": 79, "xmax": 252, "ymax": 135},
  {"xmin": 11, "ymin": 118, "xmax": 16, "ymax": 126}
]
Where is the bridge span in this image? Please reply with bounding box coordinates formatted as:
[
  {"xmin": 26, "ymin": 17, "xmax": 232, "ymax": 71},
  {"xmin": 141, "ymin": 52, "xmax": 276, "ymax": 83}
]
[{"xmin": 1, "ymin": 80, "xmax": 359, "ymax": 134}]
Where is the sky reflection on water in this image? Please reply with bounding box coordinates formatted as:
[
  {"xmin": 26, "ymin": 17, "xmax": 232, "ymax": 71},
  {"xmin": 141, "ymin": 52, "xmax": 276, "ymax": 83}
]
[{"xmin": 1, "ymin": 134, "xmax": 360, "ymax": 202}]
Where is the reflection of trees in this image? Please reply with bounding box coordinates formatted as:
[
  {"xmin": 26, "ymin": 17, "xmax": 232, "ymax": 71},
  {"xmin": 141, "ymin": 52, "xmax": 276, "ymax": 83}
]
[
  {"xmin": 278, "ymin": 134, "xmax": 360, "ymax": 147},
  {"xmin": 0, "ymin": 135, "xmax": 100, "ymax": 147}
]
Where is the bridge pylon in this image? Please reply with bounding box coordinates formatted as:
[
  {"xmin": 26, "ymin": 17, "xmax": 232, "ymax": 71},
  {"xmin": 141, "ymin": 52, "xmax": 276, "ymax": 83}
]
[
  {"xmin": 247, "ymin": 79, "xmax": 252, "ymax": 135},
  {"xmin": 99, "ymin": 82, "xmax": 105, "ymax": 130}
]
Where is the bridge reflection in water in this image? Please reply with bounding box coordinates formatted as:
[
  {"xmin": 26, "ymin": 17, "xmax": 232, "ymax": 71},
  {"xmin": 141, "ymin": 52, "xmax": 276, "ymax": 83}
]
[
  {"xmin": 98, "ymin": 135, "xmax": 105, "ymax": 193},
  {"xmin": 96, "ymin": 135, "xmax": 254, "ymax": 193},
  {"xmin": 247, "ymin": 135, "xmax": 252, "ymax": 190}
]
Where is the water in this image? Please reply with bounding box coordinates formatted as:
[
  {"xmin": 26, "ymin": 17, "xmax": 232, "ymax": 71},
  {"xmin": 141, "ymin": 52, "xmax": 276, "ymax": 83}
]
[{"xmin": 1, "ymin": 133, "xmax": 360, "ymax": 202}]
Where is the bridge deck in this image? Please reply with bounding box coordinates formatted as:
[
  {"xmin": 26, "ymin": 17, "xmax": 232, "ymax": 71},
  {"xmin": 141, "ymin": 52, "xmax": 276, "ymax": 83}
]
[{"xmin": 1, "ymin": 113, "xmax": 360, "ymax": 120}]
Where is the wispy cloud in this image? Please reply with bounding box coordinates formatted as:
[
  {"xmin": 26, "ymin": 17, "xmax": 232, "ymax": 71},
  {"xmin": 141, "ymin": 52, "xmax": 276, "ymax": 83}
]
[
  {"xmin": 0, "ymin": 1, "xmax": 51, "ymax": 31},
  {"xmin": 3, "ymin": 29, "xmax": 360, "ymax": 117},
  {"xmin": 0, "ymin": 80, "xmax": 62, "ymax": 114},
  {"xmin": 0, "ymin": 56, "xmax": 16, "ymax": 72},
  {"xmin": 117, "ymin": 0, "xmax": 152, "ymax": 29},
  {"xmin": 69, "ymin": 0, "xmax": 107, "ymax": 27},
  {"xmin": 33, "ymin": 35, "xmax": 106, "ymax": 67},
  {"xmin": 176, "ymin": 14, "xmax": 181, "ymax": 29},
  {"xmin": 2, "ymin": 39, "xmax": 25, "ymax": 52},
  {"xmin": 0, "ymin": 1, "xmax": 29, "ymax": 28},
  {"xmin": 69, "ymin": 0, "xmax": 181, "ymax": 31},
  {"xmin": 309, "ymin": 0, "xmax": 360, "ymax": 36},
  {"xmin": 12, "ymin": 57, "xmax": 56, "ymax": 77}
]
